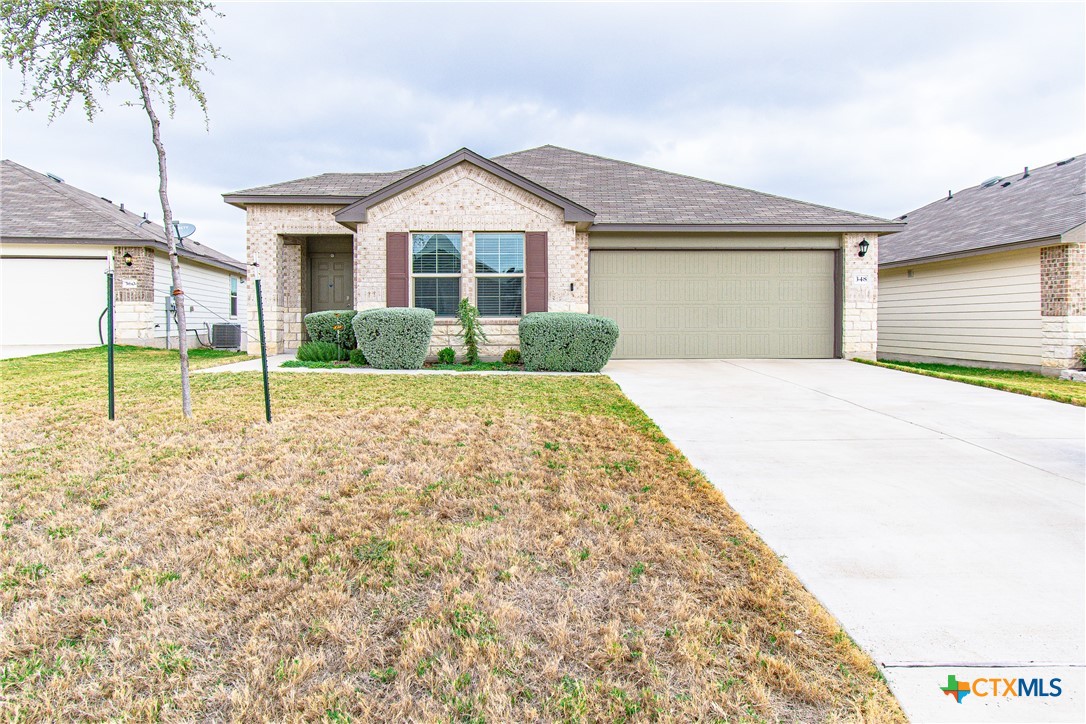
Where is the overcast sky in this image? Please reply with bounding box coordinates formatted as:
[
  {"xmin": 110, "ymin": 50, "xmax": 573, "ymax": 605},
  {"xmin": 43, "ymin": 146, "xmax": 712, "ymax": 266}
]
[{"xmin": 2, "ymin": 1, "xmax": 1083, "ymax": 262}]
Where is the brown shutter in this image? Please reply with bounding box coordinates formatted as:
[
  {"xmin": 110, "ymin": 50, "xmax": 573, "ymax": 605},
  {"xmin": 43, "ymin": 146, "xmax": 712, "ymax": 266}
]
[
  {"xmin": 386, "ymin": 232, "xmax": 409, "ymax": 307},
  {"xmin": 524, "ymin": 231, "xmax": 548, "ymax": 313}
]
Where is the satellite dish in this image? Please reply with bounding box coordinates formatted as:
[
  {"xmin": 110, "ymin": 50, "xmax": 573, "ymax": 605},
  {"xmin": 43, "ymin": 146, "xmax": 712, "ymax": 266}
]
[{"xmin": 171, "ymin": 221, "xmax": 197, "ymax": 239}]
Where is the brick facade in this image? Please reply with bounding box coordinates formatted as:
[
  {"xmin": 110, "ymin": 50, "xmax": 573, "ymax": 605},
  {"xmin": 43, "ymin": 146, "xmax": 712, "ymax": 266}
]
[
  {"xmin": 1040, "ymin": 242, "xmax": 1086, "ymax": 369},
  {"xmin": 111, "ymin": 246, "xmax": 155, "ymax": 344},
  {"xmin": 112, "ymin": 246, "xmax": 154, "ymax": 303},
  {"xmin": 360, "ymin": 162, "xmax": 585, "ymax": 357},
  {"xmin": 841, "ymin": 232, "xmax": 879, "ymax": 360}
]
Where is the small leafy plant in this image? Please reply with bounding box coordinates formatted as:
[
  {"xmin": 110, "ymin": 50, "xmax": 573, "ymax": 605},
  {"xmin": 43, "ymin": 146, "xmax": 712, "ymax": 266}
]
[
  {"xmin": 501, "ymin": 348, "xmax": 522, "ymax": 365},
  {"xmin": 457, "ymin": 298, "xmax": 488, "ymax": 365},
  {"xmin": 349, "ymin": 348, "xmax": 367, "ymax": 367},
  {"xmin": 437, "ymin": 347, "xmax": 456, "ymax": 364}
]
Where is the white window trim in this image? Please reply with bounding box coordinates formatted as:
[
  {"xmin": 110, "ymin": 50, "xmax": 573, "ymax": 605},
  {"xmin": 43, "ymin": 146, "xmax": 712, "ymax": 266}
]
[
  {"xmin": 474, "ymin": 232, "xmax": 525, "ymax": 318},
  {"xmin": 229, "ymin": 276, "xmax": 238, "ymax": 318},
  {"xmin": 410, "ymin": 232, "xmax": 462, "ymax": 317}
]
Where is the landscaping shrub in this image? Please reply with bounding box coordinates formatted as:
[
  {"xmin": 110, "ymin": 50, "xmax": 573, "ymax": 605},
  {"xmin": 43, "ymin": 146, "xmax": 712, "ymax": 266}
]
[
  {"xmin": 501, "ymin": 348, "xmax": 522, "ymax": 365},
  {"xmin": 348, "ymin": 348, "xmax": 367, "ymax": 367},
  {"xmin": 304, "ymin": 310, "xmax": 357, "ymax": 350},
  {"xmin": 437, "ymin": 347, "xmax": 456, "ymax": 364},
  {"xmin": 519, "ymin": 313, "xmax": 619, "ymax": 372},
  {"xmin": 457, "ymin": 298, "xmax": 488, "ymax": 364},
  {"xmin": 351, "ymin": 308, "xmax": 435, "ymax": 369},
  {"xmin": 297, "ymin": 340, "xmax": 348, "ymax": 363}
]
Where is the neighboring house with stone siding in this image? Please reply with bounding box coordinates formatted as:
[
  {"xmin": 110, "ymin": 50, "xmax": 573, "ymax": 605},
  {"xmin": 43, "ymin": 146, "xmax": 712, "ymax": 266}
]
[
  {"xmin": 879, "ymin": 154, "xmax": 1085, "ymax": 373},
  {"xmin": 224, "ymin": 146, "xmax": 901, "ymax": 359},
  {"xmin": 0, "ymin": 160, "xmax": 246, "ymax": 349}
]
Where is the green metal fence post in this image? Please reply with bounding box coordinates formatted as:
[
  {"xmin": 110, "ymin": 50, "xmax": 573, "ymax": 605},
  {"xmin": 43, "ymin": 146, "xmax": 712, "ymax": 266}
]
[
  {"xmin": 255, "ymin": 277, "xmax": 272, "ymax": 423},
  {"xmin": 106, "ymin": 270, "xmax": 115, "ymax": 420}
]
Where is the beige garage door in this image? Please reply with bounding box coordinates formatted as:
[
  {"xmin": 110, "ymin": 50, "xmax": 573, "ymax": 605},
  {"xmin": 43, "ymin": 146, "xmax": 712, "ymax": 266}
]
[{"xmin": 589, "ymin": 250, "xmax": 837, "ymax": 359}]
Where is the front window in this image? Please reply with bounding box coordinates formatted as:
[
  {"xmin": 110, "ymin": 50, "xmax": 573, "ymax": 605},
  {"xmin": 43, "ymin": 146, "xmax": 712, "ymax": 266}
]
[
  {"xmin": 229, "ymin": 276, "xmax": 238, "ymax": 316},
  {"xmin": 411, "ymin": 232, "xmax": 461, "ymax": 317},
  {"xmin": 474, "ymin": 232, "xmax": 524, "ymax": 317}
]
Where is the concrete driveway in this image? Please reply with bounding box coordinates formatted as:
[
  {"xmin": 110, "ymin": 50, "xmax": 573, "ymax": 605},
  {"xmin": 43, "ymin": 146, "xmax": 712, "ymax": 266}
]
[{"xmin": 605, "ymin": 359, "xmax": 1084, "ymax": 722}]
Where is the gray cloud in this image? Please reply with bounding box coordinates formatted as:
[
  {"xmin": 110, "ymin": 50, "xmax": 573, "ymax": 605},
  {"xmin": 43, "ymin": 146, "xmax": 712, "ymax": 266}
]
[{"xmin": 3, "ymin": 1, "xmax": 1082, "ymax": 262}]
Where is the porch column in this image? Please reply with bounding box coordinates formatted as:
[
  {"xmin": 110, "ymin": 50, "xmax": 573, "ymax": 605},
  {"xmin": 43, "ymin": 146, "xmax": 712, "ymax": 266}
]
[{"xmin": 280, "ymin": 236, "xmax": 306, "ymax": 351}]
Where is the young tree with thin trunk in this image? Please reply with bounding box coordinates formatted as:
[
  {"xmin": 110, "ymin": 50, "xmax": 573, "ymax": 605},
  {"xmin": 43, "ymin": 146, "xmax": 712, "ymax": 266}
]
[{"xmin": 2, "ymin": 0, "xmax": 222, "ymax": 418}]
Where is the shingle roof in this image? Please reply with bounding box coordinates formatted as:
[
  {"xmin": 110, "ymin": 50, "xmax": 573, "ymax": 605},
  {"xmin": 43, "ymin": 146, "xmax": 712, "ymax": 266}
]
[
  {"xmin": 227, "ymin": 168, "xmax": 421, "ymax": 199},
  {"xmin": 1, "ymin": 160, "xmax": 245, "ymax": 273},
  {"xmin": 224, "ymin": 145, "xmax": 896, "ymax": 229},
  {"xmin": 494, "ymin": 145, "xmax": 891, "ymax": 226},
  {"xmin": 880, "ymin": 154, "xmax": 1086, "ymax": 266}
]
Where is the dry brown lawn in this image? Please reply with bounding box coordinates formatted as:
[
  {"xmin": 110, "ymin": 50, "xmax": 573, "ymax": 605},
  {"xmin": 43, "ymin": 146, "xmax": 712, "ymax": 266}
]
[{"xmin": 0, "ymin": 347, "xmax": 904, "ymax": 722}]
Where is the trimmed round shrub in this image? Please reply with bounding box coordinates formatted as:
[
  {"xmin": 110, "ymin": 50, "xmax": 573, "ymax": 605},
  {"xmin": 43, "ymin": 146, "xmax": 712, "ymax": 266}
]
[
  {"xmin": 501, "ymin": 348, "xmax": 522, "ymax": 365},
  {"xmin": 304, "ymin": 310, "xmax": 358, "ymax": 349},
  {"xmin": 297, "ymin": 340, "xmax": 348, "ymax": 362},
  {"xmin": 518, "ymin": 313, "xmax": 619, "ymax": 372},
  {"xmin": 351, "ymin": 307, "xmax": 435, "ymax": 370},
  {"xmin": 437, "ymin": 347, "xmax": 456, "ymax": 364}
]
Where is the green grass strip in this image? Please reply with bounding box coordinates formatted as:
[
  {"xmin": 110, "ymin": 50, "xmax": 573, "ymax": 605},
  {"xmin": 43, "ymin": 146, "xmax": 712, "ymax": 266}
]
[{"xmin": 854, "ymin": 358, "xmax": 1085, "ymax": 407}]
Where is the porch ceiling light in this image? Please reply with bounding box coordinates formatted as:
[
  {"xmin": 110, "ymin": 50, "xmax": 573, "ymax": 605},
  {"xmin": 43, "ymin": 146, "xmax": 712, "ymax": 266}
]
[{"xmin": 858, "ymin": 238, "xmax": 870, "ymax": 257}]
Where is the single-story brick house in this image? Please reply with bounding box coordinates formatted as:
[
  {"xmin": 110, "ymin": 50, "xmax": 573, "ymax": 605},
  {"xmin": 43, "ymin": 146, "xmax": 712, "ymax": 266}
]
[
  {"xmin": 1, "ymin": 159, "xmax": 246, "ymax": 350},
  {"xmin": 224, "ymin": 146, "xmax": 901, "ymax": 359},
  {"xmin": 879, "ymin": 154, "xmax": 1085, "ymax": 372}
]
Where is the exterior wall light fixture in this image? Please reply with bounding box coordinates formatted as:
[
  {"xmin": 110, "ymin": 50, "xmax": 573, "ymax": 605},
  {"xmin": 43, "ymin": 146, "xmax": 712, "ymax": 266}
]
[
  {"xmin": 858, "ymin": 238, "xmax": 870, "ymax": 258},
  {"xmin": 122, "ymin": 252, "xmax": 133, "ymax": 266}
]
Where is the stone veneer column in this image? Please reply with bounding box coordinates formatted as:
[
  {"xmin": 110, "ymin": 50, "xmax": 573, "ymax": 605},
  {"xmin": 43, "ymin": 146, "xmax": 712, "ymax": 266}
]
[
  {"xmin": 840, "ymin": 232, "xmax": 878, "ymax": 359},
  {"xmin": 112, "ymin": 246, "xmax": 156, "ymax": 345},
  {"xmin": 280, "ymin": 238, "xmax": 305, "ymax": 350},
  {"xmin": 1040, "ymin": 243, "xmax": 1086, "ymax": 370}
]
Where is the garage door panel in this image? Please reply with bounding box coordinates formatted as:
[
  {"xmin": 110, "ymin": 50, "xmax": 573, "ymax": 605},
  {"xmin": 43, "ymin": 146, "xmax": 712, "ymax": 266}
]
[
  {"xmin": 589, "ymin": 250, "xmax": 836, "ymax": 359},
  {"xmin": 1, "ymin": 257, "xmax": 106, "ymax": 345}
]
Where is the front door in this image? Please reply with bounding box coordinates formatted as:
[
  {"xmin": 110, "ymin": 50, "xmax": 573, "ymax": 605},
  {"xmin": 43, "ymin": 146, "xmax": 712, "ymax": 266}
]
[{"xmin": 309, "ymin": 253, "xmax": 352, "ymax": 312}]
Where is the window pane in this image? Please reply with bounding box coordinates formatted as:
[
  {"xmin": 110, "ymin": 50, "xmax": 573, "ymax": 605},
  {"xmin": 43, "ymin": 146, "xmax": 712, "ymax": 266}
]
[
  {"xmin": 412, "ymin": 233, "xmax": 461, "ymax": 274},
  {"xmin": 475, "ymin": 233, "xmax": 524, "ymax": 274},
  {"xmin": 436, "ymin": 277, "xmax": 461, "ymax": 317},
  {"xmin": 414, "ymin": 277, "xmax": 460, "ymax": 317},
  {"xmin": 477, "ymin": 277, "xmax": 523, "ymax": 317}
]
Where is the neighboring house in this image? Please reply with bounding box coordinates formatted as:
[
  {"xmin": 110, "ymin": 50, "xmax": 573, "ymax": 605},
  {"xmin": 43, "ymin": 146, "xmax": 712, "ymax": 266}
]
[
  {"xmin": 0, "ymin": 160, "xmax": 246, "ymax": 350},
  {"xmin": 879, "ymin": 155, "xmax": 1085, "ymax": 372},
  {"xmin": 224, "ymin": 146, "xmax": 901, "ymax": 359}
]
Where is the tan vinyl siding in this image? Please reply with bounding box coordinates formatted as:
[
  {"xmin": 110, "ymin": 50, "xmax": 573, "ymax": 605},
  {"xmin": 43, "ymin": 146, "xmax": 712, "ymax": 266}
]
[{"xmin": 878, "ymin": 248, "xmax": 1041, "ymax": 367}]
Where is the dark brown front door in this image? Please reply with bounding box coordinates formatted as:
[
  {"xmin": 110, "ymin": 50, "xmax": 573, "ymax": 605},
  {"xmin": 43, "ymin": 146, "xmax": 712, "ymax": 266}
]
[{"xmin": 310, "ymin": 253, "xmax": 352, "ymax": 312}]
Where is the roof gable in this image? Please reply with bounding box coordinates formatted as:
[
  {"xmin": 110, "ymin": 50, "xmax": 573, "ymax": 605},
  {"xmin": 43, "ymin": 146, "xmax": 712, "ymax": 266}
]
[
  {"xmin": 880, "ymin": 154, "xmax": 1086, "ymax": 266},
  {"xmin": 1, "ymin": 160, "xmax": 245, "ymax": 273},
  {"xmin": 332, "ymin": 148, "xmax": 596, "ymax": 227}
]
